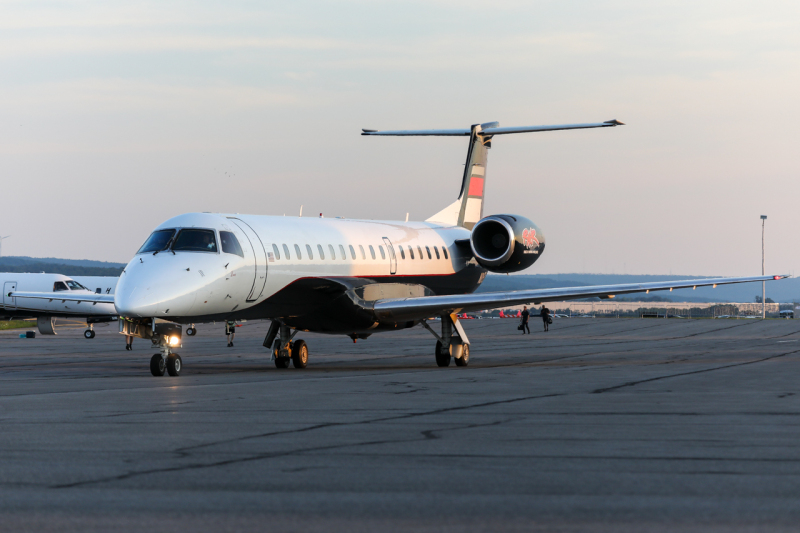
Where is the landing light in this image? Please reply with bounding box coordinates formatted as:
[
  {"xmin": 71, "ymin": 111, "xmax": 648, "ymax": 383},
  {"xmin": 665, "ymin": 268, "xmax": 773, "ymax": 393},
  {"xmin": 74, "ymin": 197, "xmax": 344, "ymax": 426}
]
[{"xmin": 169, "ymin": 336, "xmax": 181, "ymax": 347}]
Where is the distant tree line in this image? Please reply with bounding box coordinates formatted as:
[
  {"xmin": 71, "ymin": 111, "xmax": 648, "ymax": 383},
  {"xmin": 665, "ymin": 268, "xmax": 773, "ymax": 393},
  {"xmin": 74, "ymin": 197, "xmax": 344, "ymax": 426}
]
[{"xmin": 0, "ymin": 263, "xmax": 123, "ymax": 276}]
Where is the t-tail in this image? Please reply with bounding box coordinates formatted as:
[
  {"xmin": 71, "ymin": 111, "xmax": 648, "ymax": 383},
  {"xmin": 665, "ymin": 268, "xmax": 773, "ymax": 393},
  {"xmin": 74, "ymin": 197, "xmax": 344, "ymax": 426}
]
[{"xmin": 362, "ymin": 119, "xmax": 624, "ymax": 229}]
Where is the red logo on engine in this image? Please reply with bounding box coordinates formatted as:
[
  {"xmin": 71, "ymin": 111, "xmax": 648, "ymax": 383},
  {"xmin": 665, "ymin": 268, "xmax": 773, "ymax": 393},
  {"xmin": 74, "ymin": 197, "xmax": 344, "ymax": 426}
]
[{"xmin": 522, "ymin": 228, "xmax": 539, "ymax": 249}]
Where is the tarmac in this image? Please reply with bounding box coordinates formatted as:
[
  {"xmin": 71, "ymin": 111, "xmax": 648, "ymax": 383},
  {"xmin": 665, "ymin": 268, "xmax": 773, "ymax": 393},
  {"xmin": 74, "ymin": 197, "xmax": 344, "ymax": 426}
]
[{"xmin": 1, "ymin": 317, "xmax": 800, "ymax": 532}]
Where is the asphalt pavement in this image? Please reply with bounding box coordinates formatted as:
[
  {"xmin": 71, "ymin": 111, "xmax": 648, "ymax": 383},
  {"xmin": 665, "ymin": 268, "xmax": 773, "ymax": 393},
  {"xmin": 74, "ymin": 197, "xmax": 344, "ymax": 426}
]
[{"xmin": 1, "ymin": 317, "xmax": 800, "ymax": 532}]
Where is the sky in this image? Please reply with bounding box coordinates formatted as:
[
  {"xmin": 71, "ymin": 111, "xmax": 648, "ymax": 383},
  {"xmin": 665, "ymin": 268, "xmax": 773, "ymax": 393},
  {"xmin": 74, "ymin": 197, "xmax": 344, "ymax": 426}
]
[{"xmin": 1, "ymin": 0, "xmax": 798, "ymax": 276}]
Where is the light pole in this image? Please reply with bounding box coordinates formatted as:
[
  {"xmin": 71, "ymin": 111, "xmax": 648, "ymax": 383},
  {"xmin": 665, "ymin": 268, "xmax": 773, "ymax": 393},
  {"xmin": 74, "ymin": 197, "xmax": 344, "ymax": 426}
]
[
  {"xmin": 761, "ymin": 215, "xmax": 767, "ymax": 319},
  {"xmin": 0, "ymin": 235, "xmax": 9, "ymax": 258}
]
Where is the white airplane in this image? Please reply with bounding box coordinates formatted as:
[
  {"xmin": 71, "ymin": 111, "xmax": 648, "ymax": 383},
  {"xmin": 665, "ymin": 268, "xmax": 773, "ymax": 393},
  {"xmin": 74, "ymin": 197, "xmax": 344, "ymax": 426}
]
[
  {"xmin": 11, "ymin": 119, "xmax": 788, "ymax": 377},
  {"xmin": 1, "ymin": 273, "xmax": 118, "ymax": 338}
]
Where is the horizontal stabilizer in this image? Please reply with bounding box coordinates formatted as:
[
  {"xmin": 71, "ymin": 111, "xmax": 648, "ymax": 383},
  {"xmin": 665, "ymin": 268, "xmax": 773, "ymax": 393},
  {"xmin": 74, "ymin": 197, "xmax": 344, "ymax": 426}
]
[{"xmin": 361, "ymin": 120, "xmax": 623, "ymax": 137}]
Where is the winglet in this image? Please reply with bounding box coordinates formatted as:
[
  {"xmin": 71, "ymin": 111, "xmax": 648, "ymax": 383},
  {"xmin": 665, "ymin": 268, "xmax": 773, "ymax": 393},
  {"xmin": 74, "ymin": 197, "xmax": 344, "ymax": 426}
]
[{"xmin": 604, "ymin": 119, "xmax": 625, "ymax": 126}]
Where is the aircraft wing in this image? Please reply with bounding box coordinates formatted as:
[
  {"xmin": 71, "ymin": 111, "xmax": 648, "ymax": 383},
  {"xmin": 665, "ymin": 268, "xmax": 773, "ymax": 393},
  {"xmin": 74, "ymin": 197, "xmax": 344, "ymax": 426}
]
[
  {"xmin": 372, "ymin": 275, "xmax": 789, "ymax": 321},
  {"xmin": 9, "ymin": 291, "xmax": 116, "ymax": 305}
]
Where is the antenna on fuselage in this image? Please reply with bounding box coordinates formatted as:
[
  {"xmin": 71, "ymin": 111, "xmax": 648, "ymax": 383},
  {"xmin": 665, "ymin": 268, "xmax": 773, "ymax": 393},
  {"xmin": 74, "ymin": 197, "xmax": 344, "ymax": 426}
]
[
  {"xmin": 405, "ymin": 213, "xmax": 409, "ymax": 222},
  {"xmin": 299, "ymin": 205, "xmax": 303, "ymax": 217}
]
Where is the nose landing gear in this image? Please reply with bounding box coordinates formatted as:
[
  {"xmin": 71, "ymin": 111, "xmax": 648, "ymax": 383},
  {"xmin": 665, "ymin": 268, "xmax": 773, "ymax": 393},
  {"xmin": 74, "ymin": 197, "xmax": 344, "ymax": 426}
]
[
  {"xmin": 186, "ymin": 325, "xmax": 196, "ymax": 336},
  {"xmin": 84, "ymin": 327, "xmax": 96, "ymax": 339}
]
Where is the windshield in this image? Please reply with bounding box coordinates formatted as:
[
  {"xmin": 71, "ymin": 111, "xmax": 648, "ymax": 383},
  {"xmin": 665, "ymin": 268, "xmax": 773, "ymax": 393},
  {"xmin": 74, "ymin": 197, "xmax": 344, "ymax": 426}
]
[
  {"xmin": 172, "ymin": 229, "xmax": 218, "ymax": 253},
  {"xmin": 138, "ymin": 229, "xmax": 176, "ymax": 254},
  {"xmin": 65, "ymin": 280, "xmax": 88, "ymax": 290}
]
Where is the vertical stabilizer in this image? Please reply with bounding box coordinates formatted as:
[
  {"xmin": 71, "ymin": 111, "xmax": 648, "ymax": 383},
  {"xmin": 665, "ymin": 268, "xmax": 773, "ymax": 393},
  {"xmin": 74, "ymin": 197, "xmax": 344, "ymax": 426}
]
[{"xmin": 426, "ymin": 122, "xmax": 496, "ymax": 228}]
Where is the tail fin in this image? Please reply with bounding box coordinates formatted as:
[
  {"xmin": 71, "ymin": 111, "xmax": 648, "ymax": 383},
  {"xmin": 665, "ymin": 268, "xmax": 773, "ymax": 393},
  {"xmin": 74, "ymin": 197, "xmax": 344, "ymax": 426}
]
[{"xmin": 362, "ymin": 119, "xmax": 623, "ymax": 228}]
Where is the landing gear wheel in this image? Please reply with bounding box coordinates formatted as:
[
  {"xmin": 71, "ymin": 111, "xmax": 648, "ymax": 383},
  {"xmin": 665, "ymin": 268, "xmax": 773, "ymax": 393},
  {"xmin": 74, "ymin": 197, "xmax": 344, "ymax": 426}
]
[
  {"xmin": 292, "ymin": 339, "xmax": 308, "ymax": 369},
  {"xmin": 166, "ymin": 353, "xmax": 182, "ymax": 376},
  {"xmin": 84, "ymin": 329, "xmax": 95, "ymax": 339},
  {"xmin": 454, "ymin": 344, "xmax": 470, "ymax": 367},
  {"xmin": 150, "ymin": 354, "xmax": 165, "ymax": 376},
  {"xmin": 435, "ymin": 340, "xmax": 451, "ymax": 367},
  {"xmin": 274, "ymin": 357, "xmax": 291, "ymax": 369},
  {"xmin": 186, "ymin": 327, "xmax": 196, "ymax": 336}
]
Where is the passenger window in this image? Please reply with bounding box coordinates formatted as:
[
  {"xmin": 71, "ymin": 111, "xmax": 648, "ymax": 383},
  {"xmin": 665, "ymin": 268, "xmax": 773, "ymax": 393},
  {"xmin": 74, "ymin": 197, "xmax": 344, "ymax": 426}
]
[
  {"xmin": 53, "ymin": 281, "xmax": 68, "ymax": 292},
  {"xmin": 339, "ymin": 245, "xmax": 346, "ymax": 260},
  {"xmin": 368, "ymin": 245, "xmax": 376, "ymax": 260},
  {"xmin": 294, "ymin": 244, "xmax": 302, "ymax": 259},
  {"xmin": 434, "ymin": 246, "xmax": 440, "ymax": 259},
  {"xmin": 417, "ymin": 246, "xmax": 423, "ymax": 259},
  {"xmin": 329, "ymin": 244, "xmax": 336, "ymax": 260},
  {"xmin": 317, "ymin": 244, "xmax": 325, "ymax": 260},
  {"xmin": 398, "ymin": 245, "xmax": 405, "ymax": 259},
  {"xmin": 409, "ymin": 246, "xmax": 415, "ymax": 259},
  {"xmin": 379, "ymin": 245, "xmax": 386, "ymax": 260},
  {"xmin": 283, "ymin": 244, "xmax": 290, "ymax": 259},
  {"xmin": 425, "ymin": 246, "xmax": 432, "ymax": 259},
  {"xmin": 172, "ymin": 229, "xmax": 218, "ymax": 253},
  {"xmin": 306, "ymin": 245, "xmax": 314, "ymax": 260},
  {"xmin": 442, "ymin": 246, "xmax": 448, "ymax": 260},
  {"xmin": 220, "ymin": 231, "xmax": 244, "ymax": 257},
  {"xmin": 272, "ymin": 244, "xmax": 281, "ymax": 260},
  {"xmin": 349, "ymin": 245, "xmax": 356, "ymax": 260},
  {"xmin": 359, "ymin": 245, "xmax": 366, "ymax": 260}
]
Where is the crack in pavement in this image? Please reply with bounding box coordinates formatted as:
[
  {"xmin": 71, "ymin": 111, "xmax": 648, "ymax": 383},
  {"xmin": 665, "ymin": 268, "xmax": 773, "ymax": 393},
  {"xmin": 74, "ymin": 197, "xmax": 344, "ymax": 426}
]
[
  {"xmin": 51, "ymin": 393, "xmax": 562, "ymax": 489},
  {"xmin": 592, "ymin": 348, "xmax": 800, "ymax": 394}
]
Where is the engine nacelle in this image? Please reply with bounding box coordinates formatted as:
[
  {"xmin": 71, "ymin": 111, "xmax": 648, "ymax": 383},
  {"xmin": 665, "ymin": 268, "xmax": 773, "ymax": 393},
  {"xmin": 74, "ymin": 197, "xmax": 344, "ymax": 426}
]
[{"xmin": 469, "ymin": 214, "xmax": 545, "ymax": 273}]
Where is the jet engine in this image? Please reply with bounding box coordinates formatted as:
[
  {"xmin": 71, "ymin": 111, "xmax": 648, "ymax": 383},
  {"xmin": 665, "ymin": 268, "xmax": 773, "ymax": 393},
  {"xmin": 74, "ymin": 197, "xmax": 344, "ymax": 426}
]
[{"xmin": 469, "ymin": 214, "xmax": 545, "ymax": 273}]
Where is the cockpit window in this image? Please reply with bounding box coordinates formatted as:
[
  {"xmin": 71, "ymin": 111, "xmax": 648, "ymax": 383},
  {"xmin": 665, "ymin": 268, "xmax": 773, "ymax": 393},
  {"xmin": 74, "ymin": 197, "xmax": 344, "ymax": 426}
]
[
  {"xmin": 65, "ymin": 280, "xmax": 88, "ymax": 290},
  {"xmin": 220, "ymin": 231, "xmax": 244, "ymax": 257},
  {"xmin": 172, "ymin": 229, "xmax": 218, "ymax": 253},
  {"xmin": 138, "ymin": 229, "xmax": 175, "ymax": 254},
  {"xmin": 53, "ymin": 281, "xmax": 68, "ymax": 292}
]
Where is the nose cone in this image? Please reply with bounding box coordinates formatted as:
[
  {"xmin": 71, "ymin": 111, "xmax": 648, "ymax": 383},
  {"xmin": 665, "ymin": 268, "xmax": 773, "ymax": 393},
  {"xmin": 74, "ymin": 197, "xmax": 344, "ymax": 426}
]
[{"xmin": 115, "ymin": 259, "xmax": 199, "ymax": 318}]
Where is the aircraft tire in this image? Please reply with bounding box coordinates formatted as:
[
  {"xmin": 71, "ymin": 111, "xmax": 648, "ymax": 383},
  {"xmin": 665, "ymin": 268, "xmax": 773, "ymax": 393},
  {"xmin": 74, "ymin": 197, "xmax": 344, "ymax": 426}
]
[
  {"xmin": 275, "ymin": 357, "xmax": 291, "ymax": 369},
  {"xmin": 292, "ymin": 339, "xmax": 308, "ymax": 369},
  {"xmin": 435, "ymin": 340, "xmax": 451, "ymax": 367},
  {"xmin": 186, "ymin": 327, "xmax": 196, "ymax": 336},
  {"xmin": 454, "ymin": 344, "xmax": 470, "ymax": 367},
  {"xmin": 166, "ymin": 353, "xmax": 182, "ymax": 376},
  {"xmin": 84, "ymin": 329, "xmax": 95, "ymax": 339},
  {"xmin": 150, "ymin": 354, "xmax": 166, "ymax": 376}
]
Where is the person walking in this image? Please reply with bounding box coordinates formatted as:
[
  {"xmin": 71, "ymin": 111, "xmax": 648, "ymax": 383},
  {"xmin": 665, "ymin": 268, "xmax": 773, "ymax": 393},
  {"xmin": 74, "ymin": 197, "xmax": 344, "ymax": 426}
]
[
  {"xmin": 125, "ymin": 334, "xmax": 134, "ymax": 351},
  {"xmin": 520, "ymin": 306, "xmax": 530, "ymax": 334},
  {"xmin": 541, "ymin": 305, "xmax": 550, "ymax": 332},
  {"xmin": 226, "ymin": 320, "xmax": 237, "ymax": 347}
]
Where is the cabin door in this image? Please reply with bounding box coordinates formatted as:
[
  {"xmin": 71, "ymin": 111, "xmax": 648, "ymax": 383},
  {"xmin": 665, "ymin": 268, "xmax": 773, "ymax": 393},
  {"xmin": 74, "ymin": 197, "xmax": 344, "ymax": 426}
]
[
  {"xmin": 3, "ymin": 281, "xmax": 17, "ymax": 309},
  {"xmin": 382, "ymin": 237, "xmax": 397, "ymax": 275},
  {"xmin": 229, "ymin": 218, "xmax": 268, "ymax": 302}
]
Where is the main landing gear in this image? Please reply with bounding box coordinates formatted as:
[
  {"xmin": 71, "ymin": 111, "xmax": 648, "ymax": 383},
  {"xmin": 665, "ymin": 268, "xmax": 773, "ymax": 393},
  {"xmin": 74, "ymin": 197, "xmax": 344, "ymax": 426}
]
[
  {"xmin": 186, "ymin": 325, "xmax": 196, "ymax": 336},
  {"xmin": 264, "ymin": 321, "xmax": 308, "ymax": 369},
  {"xmin": 84, "ymin": 327, "xmax": 95, "ymax": 339},
  {"xmin": 422, "ymin": 314, "xmax": 470, "ymax": 368}
]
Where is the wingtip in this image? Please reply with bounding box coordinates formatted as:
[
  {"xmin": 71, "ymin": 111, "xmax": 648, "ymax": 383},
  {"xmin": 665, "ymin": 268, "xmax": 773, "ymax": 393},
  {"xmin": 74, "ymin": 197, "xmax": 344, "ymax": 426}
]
[
  {"xmin": 604, "ymin": 119, "xmax": 625, "ymax": 126},
  {"xmin": 361, "ymin": 129, "xmax": 377, "ymax": 135}
]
